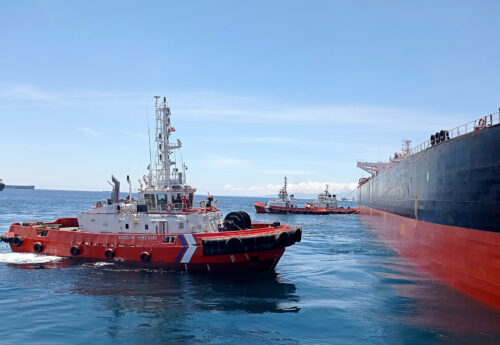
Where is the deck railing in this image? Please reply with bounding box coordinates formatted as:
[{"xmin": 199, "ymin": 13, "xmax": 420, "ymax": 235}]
[{"xmin": 409, "ymin": 110, "xmax": 500, "ymax": 156}]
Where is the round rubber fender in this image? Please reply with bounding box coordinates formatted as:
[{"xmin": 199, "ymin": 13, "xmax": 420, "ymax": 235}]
[
  {"xmin": 11, "ymin": 236, "xmax": 23, "ymax": 247},
  {"xmin": 70, "ymin": 245, "xmax": 80, "ymax": 256},
  {"xmin": 226, "ymin": 237, "xmax": 244, "ymax": 253},
  {"xmin": 236, "ymin": 211, "xmax": 251, "ymax": 229},
  {"xmin": 224, "ymin": 212, "xmax": 246, "ymax": 231},
  {"xmin": 33, "ymin": 242, "xmax": 44, "ymax": 253},
  {"xmin": 104, "ymin": 248, "xmax": 115, "ymax": 259},
  {"xmin": 276, "ymin": 231, "xmax": 291, "ymax": 247},
  {"xmin": 140, "ymin": 252, "xmax": 151, "ymax": 263},
  {"xmin": 292, "ymin": 228, "xmax": 302, "ymax": 243}
]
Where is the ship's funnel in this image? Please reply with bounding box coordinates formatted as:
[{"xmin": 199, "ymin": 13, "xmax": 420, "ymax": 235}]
[{"xmin": 111, "ymin": 175, "xmax": 120, "ymax": 203}]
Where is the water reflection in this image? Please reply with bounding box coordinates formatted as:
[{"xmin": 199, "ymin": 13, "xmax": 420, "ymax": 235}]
[
  {"xmin": 373, "ymin": 261, "xmax": 500, "ymax": 339},
  {"xmin": 68, "ymin": 264, "xmax": 300, "ymax": 315}
]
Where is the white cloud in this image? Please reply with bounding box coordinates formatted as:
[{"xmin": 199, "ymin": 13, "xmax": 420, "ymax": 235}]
[
  {"xmin": 206, "ymin": 136, "xmax": 298, "ymax": 145},
  {"xmin": 202, "ymin": 156, "xmax": 250, "ymax": 168},
  {"xmin": 255, "ymin": 169, "xmax": 314, "ymax": 175},
  {"xmin": 77, "ymin": 127, "xmax": 101, "ymax": 137},
  {"xmin": 170, "ymin": 92, "xmax": 464, "ymax": 132},
  {"xmin": 0, "ymin": 84, "xmax": 473, "ymax": 134},
  {"xmin": 0, "ymin": 85, "xmax": 59, "ymax": 102},
  {"xmin": 222, "ymin": 181, "xmax": 358, "ymax": 196}
]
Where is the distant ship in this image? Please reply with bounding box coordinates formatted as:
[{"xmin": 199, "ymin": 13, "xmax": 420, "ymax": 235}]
[
  {"xmin": 0, "ymin": 179, "xmax": 4, "ymax": 191},
  {"xmin": 255, "ymin": 177, "xmax": 357, "ymax": 215},
  {"xmin": 357, "ymin": 111, "xmax": 500, "ymax": 309},
  {"xmin": 4, "ymin": 185, "xmax": 35, "ymax": 190}
]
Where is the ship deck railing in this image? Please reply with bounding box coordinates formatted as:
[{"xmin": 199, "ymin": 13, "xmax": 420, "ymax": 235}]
[{"xmin": 410, "ymin": 110, "xmax": 500, "ymax": 156}]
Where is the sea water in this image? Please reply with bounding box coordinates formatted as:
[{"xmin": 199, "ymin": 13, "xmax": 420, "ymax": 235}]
[{"xmin": 0, "ymin": 189, "xmax": 499, "ymax": 345}]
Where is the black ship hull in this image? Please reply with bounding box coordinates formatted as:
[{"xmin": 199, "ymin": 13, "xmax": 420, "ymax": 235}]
[{"xmin": 358, "ymin": 123, "xmax": 500, "ymax": 308}]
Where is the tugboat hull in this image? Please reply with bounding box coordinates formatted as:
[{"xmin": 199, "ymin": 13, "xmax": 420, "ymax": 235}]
[{"xmin": 2, "ymin": 218, "xmax": 301, "ymax": 273}]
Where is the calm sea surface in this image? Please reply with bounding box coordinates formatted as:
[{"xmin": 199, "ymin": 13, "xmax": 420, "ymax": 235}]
[{"xmin": 1, "ymin": 189, "xmax": 499, "ymax": 345}]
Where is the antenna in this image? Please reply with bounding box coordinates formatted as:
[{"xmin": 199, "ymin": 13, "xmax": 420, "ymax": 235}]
[
  {"xmin": 147, "ymin": 106, "xmax": 152, "ymax": 186},
  {"xmin": 127, "ymin": 175, "xmax": 132, "ymax": 202}
]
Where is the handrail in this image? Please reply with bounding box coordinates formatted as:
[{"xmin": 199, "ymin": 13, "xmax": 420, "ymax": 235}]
[{"xmin": 409, "ymin": 111, "xmax": 500, "ymax": 155}]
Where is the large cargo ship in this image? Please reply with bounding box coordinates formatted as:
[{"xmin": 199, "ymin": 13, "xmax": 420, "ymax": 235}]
[
  {"xmin": 357, "ymin": 111, "xmax": 500, "ymax": 309},
  {"xmin": 4, "ymin": 185, "xmax": 35, "ymax": 190}
]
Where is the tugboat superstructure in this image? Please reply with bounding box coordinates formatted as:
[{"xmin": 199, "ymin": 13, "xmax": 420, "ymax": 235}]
[
  {"xmin": 77, "ymin": 96, "xmax": 223, "ymax": 235},
  {"xmin": 266, "ymin": 176, "xmax": 297, "ymax": 208},
  {"xmin": 1, "ymin": 97, "xmax": 301, "ymax": 272},
  {"xmin": 305, "ymin": 185, "xmax": 338, "ymax": 209}
]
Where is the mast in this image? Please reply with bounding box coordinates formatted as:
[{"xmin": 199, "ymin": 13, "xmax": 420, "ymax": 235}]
[{"xmin": 150, "ymin": 96, "xmax": 182, "ymax": 188}]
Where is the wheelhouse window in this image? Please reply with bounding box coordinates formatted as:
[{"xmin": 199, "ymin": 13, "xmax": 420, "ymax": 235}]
[
  {"xmin": 157, "ymin": 194, "xmax": 167, "ymax": 211},
  {"xmin": 172, "ymin": 194, "xmax": 182, "ymax": 210},
  {"xmin": 144, "ymin": 194, "xmax": 156, "ymax": 210}
]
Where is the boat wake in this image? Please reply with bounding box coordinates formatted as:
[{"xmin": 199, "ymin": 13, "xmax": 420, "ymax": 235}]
[{"xmin": 0, "ymin": 252, "xmax": 62, "ymax": 264}]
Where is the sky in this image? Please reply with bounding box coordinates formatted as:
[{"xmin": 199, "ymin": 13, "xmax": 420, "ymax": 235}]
[{"xmin": 0, "ymin": 0, "xmax": 499, "ymax": 197}]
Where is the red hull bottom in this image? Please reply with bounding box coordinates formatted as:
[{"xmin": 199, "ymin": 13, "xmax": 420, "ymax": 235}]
[
  {"xmin": 2, "ymin": 220, "xmax": 300, "ymax": 273},
  {"xmin": 360, "ymin": 206, "xmax": 500, "ymax": 309}
]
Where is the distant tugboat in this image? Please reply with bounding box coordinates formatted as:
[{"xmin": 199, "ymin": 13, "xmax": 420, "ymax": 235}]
[
  {"xmin": 0, "ymin": 179, "xmax": 5, "ymax": 191},
  {"xmin": 304, "ymin": 185, "xmax": 338, "ymax": 209},
  {"xmin": 255, "ymin": 178, "xmax": 358, "ymax": 215},
  {"xmin": 0, "ymin": 96, "xmax": 301, "ymax": 272}
]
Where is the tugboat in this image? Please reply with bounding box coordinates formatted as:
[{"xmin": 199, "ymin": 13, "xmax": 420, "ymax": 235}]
[
  {"xmin": 0, "ymin": 96, "xmax": 301, "ymax": 272},
  {"xmin": 0, "ymin": 179, "xmax": 4, "ymax": 191},
  {"xmin": 304, "ymin": 185, "xmax": 338, "ymax": 209},
  {"xmin": 255, "ymin": 178, "xmax": 357, "ymax": 215},
  {"xmin": 255, "ymin": 176, "xmax": 298, "ymax": 213}
]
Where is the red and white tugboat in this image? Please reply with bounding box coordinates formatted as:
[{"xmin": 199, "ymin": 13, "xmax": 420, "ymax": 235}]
[
  {"xmin": 304, "ymin": 185, "xmax": 358, "ymax": 214},
  {"xmin": 0, "ymin": 96, "xmax": 301, "ymax": 272},
  {"xmin": 255, "ymin": 178, "xmax": 358, "ymax": 215}
]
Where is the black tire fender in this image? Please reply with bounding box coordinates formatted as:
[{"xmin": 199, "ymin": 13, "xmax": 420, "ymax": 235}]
[
  {"xmin": 12, "ymin": 236, "xmax": 23, "ymax": 247},
  {"xmin": 226, "ymin": 237, "xmax": 244, "ymax": 253},
  {"xmin": 33, "ymin": 242, "xmax": 44, "ymax": 253},
  {"xmin": 140, "ymin": 252, "xmax": 151, "ymax": 263},
  {"xmin": 292, "ymin": 228, "xmax": 302, "ymax": 243},
  {"xmin": 70, "ymin": 245, "xmax": 80, "ymax": 256},
  {"xmin": 105, "ymin": 248, "xmax": 115, "ymax": 259},
  {"xmin": 276, "ymin": 231, "xmax": 291, "ymax": 247}
]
